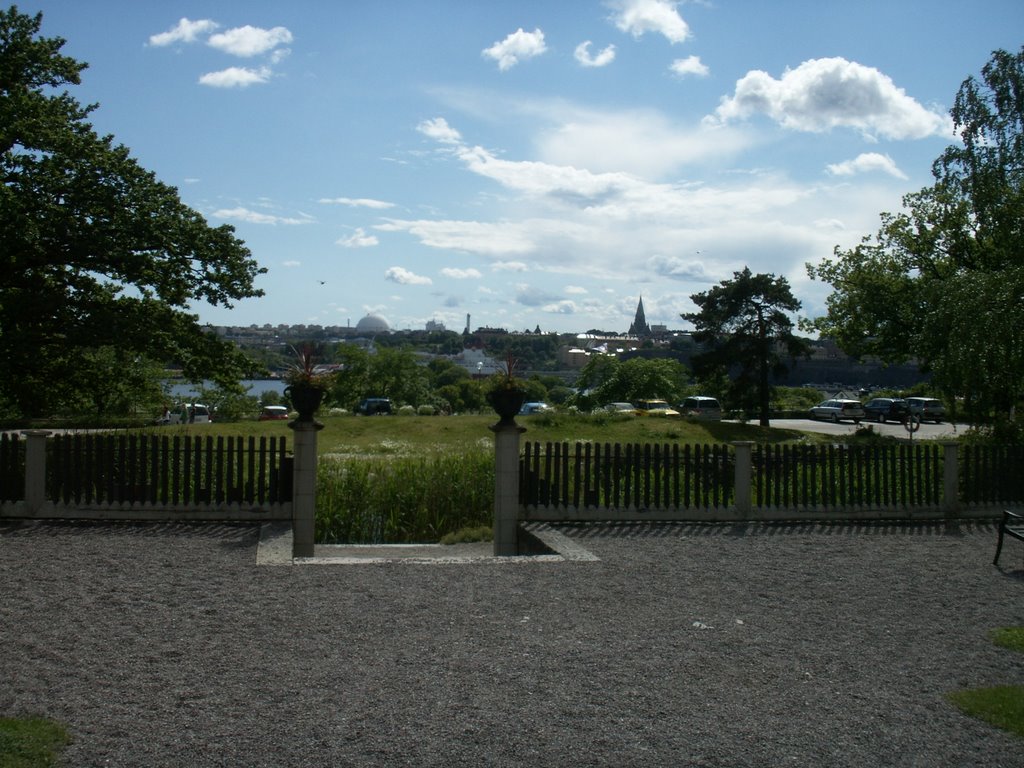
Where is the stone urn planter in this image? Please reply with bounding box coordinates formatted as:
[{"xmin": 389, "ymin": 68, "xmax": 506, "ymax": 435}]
[
  {"xmin": 285, "ymin": 382, "xmax": 326, "ymax": 422},
  {"xmin": 487, "ymin": 387, "xmax": 526, "ymax": 427}
]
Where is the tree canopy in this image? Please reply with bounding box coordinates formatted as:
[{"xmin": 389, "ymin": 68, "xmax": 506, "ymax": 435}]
[
  {"xmin": 0, "ymin": 7, "xmax": 265, "ymax": 417},
  {"xmin": 807, "ymin": 47, "xmax": 1024, "ymax": 422},
  {"xmin": 683, "ymin": 268, "xmax": 808, "ymax": 427}
]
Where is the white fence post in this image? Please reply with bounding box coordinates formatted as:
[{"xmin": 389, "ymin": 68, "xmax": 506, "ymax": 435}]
[
  {"xmin": 942, "ymin": 442, "xmax": 959, "ymax": 518},
  {"xmin": 22, "ymin": 430, "xmax": 52, "ymax": 514},
  {"xmin": 289, "ymin": 420, "xmax": 322, "ymax": 558},
  {"xmin": 491, "ymin": 422, "xmax": 525, "ymax": 556},
  {"xmin": 733, "ymin": 441, "xmax": 753, "ymax": 519}
]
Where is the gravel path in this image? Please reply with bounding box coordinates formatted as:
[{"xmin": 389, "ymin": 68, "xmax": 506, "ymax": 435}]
[{"xmin": 1, "ymin": 519, "xmax": 1022, "ymax": 767}]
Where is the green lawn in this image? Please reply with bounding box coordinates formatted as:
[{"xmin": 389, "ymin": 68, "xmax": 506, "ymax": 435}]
[{"xmin": 145, "ymin": 411, "xmax": 823, "ymax": 456}]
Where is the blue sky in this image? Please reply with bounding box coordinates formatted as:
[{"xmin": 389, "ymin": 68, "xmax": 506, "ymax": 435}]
[{"xmin": 26, "ymin": 0, "xmax": 1024, "ymax": 334}]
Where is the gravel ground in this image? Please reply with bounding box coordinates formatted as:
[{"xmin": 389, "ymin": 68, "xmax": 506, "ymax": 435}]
[{"xmin": 1, "ymin": 519, "xmax": 1023, "ymax": 767}]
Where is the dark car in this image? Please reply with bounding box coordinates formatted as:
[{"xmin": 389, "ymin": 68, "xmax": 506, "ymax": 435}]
[
  {"xmin": 863, "ymin": 397, "xmax": 909, "ymax": 423},
  {"xmin": 356, "ymin": 397, "xmax": 392, "ymax": 415},
  {"xmin": 906, "ymin": 397, "xmax": 945, "ymax": 423}
]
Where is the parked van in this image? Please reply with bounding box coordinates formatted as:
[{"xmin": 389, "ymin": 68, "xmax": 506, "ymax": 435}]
[
  {"xmin": 679, "ymin": 396, "xmax": 722, "ymax": 421},
  {"xmin": 166, "ymin": 403, "xmax": 212, "ymax": 424}
]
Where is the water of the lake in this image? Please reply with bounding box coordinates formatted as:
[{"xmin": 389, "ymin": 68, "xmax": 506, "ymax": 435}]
[{"xmin": 165, "ymin": 379, "xmax": 286, "ymax": 399}]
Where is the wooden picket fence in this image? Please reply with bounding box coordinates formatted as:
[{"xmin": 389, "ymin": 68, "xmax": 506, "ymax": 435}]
[
  {"xmin": 520, "ymin": 440, "xmax": 1022, "ymax": 521},
  {"xmin": 46, "ymin": 433, "xmax": 291, "ymax": 511}
]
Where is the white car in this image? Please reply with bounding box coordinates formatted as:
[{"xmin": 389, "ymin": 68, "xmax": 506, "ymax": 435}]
[
  {"xmin": 679, "ymin": 396, "xmax": 722, "ymax": 421},
  {"xmin": 810, "ymin": 399, "xmax": 865, "ymax": 423}
]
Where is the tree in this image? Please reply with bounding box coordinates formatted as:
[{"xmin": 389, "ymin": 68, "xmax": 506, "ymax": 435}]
[
  {"xmin": 683, "ymin": 268, "xmax": 809, "ymax": 427},
  {"xmin": 0, "ymin": 8, "xmax": 265, "ymax": 417},
  {"xmin": 808, "ymin": 48, "xmax": 1024, "ymax": 422}
]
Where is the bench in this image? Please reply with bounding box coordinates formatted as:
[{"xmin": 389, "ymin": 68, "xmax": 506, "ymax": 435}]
[{"xmin": 993, "ymin": 510, "xmax": 1024, "ymax": 565}]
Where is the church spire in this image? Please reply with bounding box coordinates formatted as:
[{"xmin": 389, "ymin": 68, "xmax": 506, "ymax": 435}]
[{"xmin": 629, "ymin": 295, "xmax": 651, "ymax": 337}]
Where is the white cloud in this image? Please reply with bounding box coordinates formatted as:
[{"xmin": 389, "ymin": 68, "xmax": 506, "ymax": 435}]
[
  {"xmin": 417, "ymin": 117, "xmax": 463, "ymax": 145},
  {"xmin": 282, "ymin": 260, "xmax": 301, "ymax": 267},
  {"xmin": 207, "ymin": 25, "xmax": 293, "ymax": 57},
  {"xmin": 493, "ymin": 261, "xmax": 529, "ymax": 272},
  {"xmin": 826, "ymin": 152, "xmax": 908, "ymax": 179},
  {"xmin": 212, "ymin": 207, "xmax": 310, "ymax": 225},
  {"xmin": 712, "ymin": 57, "xmax": 947, "ymax": 139},
  {"xmin": 609, "ymin": 0, "xmax": 690, "ymax": 44},
  {"xmin": 385, "ymin": 267, "xmax": 433, "ymax": 286},
  {"xmin": 575, "ymin": 41, "xmax": 616, "ymax": 68},
  {"xmin": 670, "ymin": 55, "xmax": 708, "ymax": 78},
  {"xmin": 336, "ymin": 228, "xmax": 379, "ymax": 247},
  {"xmin": 377, "ymin": 219, "xmax": 537, "ymax": 256},
  {"xmin": 565, "ymin": 285, "xmax": 588, "ymax": 295},
  {"xmin": 148, "ymin": 18, "xmax": 218, "ymax": 46},
  {"xmin": 482, "ymin": 28, "xmax": 547, "ymax": 71},
  {"xmin": 440, "ymin": 267, "xmax": 483, "ymax": 279},
  {"xmin": 646, "ymin": 254, "xmax": 714, "ymax": 281},
  {"xmin": 199, "ymin": 66, "xmax": 272, "ymax": 88},
  {"xmin": 319, "ymin": 197, "xmax": 395, "ymax": 209}
]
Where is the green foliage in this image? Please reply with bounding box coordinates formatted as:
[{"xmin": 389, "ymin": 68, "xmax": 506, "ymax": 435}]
[
  {"xmin": 316, "ymin": 449, "xmax": 494, "ymax": 543},
  {"xmin": 0, "ymin": 8, "xmax": 264, "ymax": 418},
  {"xmin": 193, "ymin": 382, "xmax": 259, "ymax": 423},
  {"xmin": 684, "ymin": 267, "xmax": 810, "ymax": 426},
  {"xmin": 571, "ymin": 355, "xmax": 688, "ymax": 410},
  {"xmin": 0, "ymin": 715, "xmax": 70, "ymax": 767},
  {"xmin": 808, "ymin": 47, "xmax": 1024, "ymax": 423},
  {"xmin": 439, "ymin": 525, "xmax": 493, "ymax": 545}
]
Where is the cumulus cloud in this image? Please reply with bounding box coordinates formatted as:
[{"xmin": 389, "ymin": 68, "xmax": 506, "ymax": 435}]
[
  {"xmin": 212, "ymin": 206, "xmax": 311, "ymax": 225},
  {"xmin": 385, "ymin": 267, "xmax": 433, "ymax": 286},
  {"xmin": 712, "ymin": 57, "xmax": 947, "ymax": 139},
  {"xmin": 515, "ymin": 284, "xmax": 562, "ymax": 307},
  {"xmin": 282, "ymin": 260, "xmax": 301, "ymax": 267},
  {"xmin": 319, "ymin": 197, "xmax": 395, "ymax": 209},
  {"xmin": 377, "ymin": 219, "xmax": 536, "ymax": 256},
  {"xmin": 493, "ymin": 261, "xmax": 529, "ymax": 272},
  {"xmin": 670, "ymin": 55, "xmax": 708, "ymax": 78},
  {"xmin": 482, "ymin": 28, "xmax": 547, "ymax": 71},
  {"xmin": 647, "ymin": 254, "xmax": 714, "ymax": 281},
  {"xmin": 575, "ymin": 41, "xmax": 616, "ymax": 68},
  {"xmin": 826, "ymin": 152, "xmax": 908, "ymax": 179},
  {"xmin": 417, "ymin": 117, "xmax": 463, "ymax": 145},
  {"xmin": 566, "ymin": 285, "xmax": 589, "ymax": 295},
  {"xmin": 148, "ymin": 18, "xmax": 218, "ymax": 46},
  {"xmin": 440, "ymin": 267, "xmax": 483, "ymax": 279},
  {"xmin": 199, "ymin": 66, "xmax": 272, "ymax": 88},
  {"xmin": 336, "ymin": 228, "xmax": 379, "ymax": 247},
  {"xmin": 208, "ymin": 25, "xmax": 293, "ymax": 57},
  {"xmin": 609, "ymin": 0, "xmax": 690, "ymax": 44}
]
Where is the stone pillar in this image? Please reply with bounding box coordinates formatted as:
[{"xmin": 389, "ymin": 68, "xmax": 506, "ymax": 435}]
[
  {"xmin": 942, "ymin": 442, "xmax": 959, "ymax": 519},
  {"xmin": 732, "ymin": 441, "xmax": 754, "ymax": 519},
  {"xmin": 491, "ymin": 422, "xmax": 525, "ymax": 557},
  {"xmin": 288, "ymin": 419, "xmax": 323, "ymax": 558},
  {"xmin": 22, "ymin": 430, "xmax": 52, "ymax": 515}
]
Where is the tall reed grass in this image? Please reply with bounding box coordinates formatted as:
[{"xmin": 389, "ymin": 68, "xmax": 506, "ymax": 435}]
[{"xmin": 315, "ymin": 448, "xmax": 494, "ymax": 543}]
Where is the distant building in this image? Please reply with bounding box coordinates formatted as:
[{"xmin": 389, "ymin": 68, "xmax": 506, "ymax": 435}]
[
  {"xmin": 628, "ymin": 296, "xmax": 651, "ymax": 337},
  {"xmin": 355, "ymin": 313, "xmax": 390, "ymax": 335},
  {"xmin": 425, "ymin": 319, "xmax": 445, "ymax": 332}
]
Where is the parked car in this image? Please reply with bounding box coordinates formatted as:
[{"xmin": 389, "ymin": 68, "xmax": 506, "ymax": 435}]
[
  {"xmin": 810, "ymin": 399, "xmax": 865, "ymax": 423},
  {"xmin": 862, "ymin": 397, "xmax": 909, "ymax": 423},
  {"xmin": 356, "ymin": 397, "xmax": 392, "ymax": 416},
  {"xmin": 634, "ymin": 399, "xmax": 680, "ymax": 417},
  {"xmin": 258, "ymin": 405, "xmax": 290, "ymax": 421},
  {"xmin": 906, "ymin": 397, "xmax": 945, "ymax": 423},
  {"xmin": 602, "ymin": 402, "xmax": 636, "ymax": 414},
  {"xmin": 678, "ymin": 396, "xmax": 722, "ymax": 421},
  {"xmin": 519, "ymin": 401, "xmax": 552, "ymax": 415}
]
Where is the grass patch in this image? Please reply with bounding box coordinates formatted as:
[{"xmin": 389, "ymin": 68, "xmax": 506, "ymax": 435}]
[
  {"xmin": 948, "ymin": 687, "xmax": 1024, "ymax": 738},
  {"xmin": 993, "ymin": 627, "xmax": 1024, "ymax": 654},
  {"xmin": 948, "ymin": 626, "xmax": 1024, "ymax": 739},
  {"xmin": 0, "ymin": 716, "xmax": 70, "ymax": 768},
  {"xmin": 439, "ymin": 525, "xmax": 493, "ymax": 545}
]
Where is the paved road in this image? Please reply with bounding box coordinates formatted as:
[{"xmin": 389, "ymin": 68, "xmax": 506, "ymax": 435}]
[{"xmin": 766, "ymin": 417, "xmax": 965, "ymax": 440}]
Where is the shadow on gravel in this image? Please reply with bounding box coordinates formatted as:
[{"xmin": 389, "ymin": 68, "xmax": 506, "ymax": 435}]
[
  {"xmin": 0, "ymin": 520, "xmax": 259, "ymax": 548},
  {"xmin": 557, "ymin": 520, "xmax": 998, "ymax": 539}
]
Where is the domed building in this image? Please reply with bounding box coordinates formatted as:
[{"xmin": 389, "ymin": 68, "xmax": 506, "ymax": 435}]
[{"xmin": 355, "ymin": 313, "xmax": 390, "ymax": 335}]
